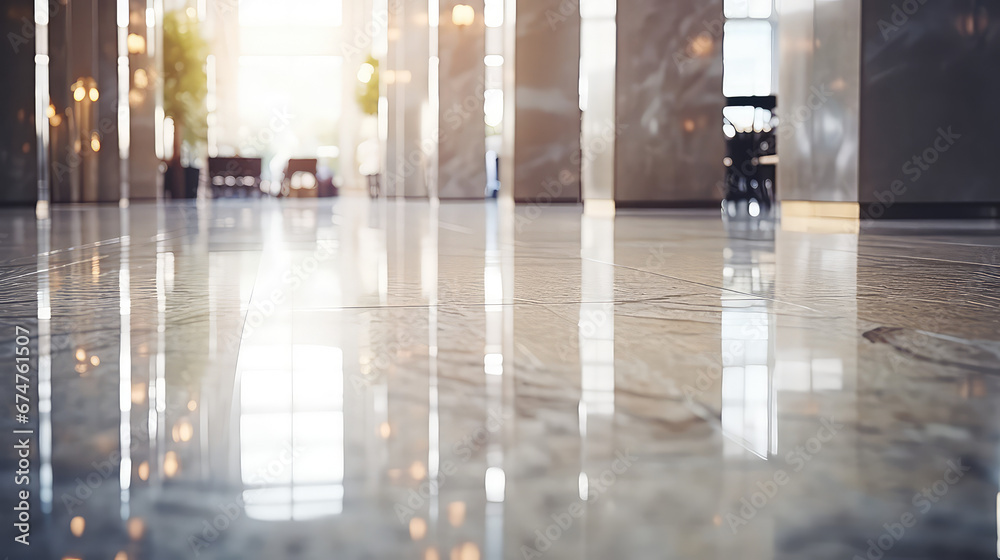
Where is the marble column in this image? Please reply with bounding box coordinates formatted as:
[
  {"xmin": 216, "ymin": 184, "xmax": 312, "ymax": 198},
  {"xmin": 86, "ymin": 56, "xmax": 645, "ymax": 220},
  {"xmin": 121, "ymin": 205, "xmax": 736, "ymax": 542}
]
[
  {"xmin": 128, "ymin": 0, "xmax": 159, "ymax": 199},
  {"xmin": 779, "ymin": 0, "xmax": 1000, "ymax": 220},
  {"xmin": 0, "ymin": 0, "xmax": 39, "ymax": 205},
  {"xmin": 579, "ymin": 0, "xmax": 615, "ymax": 210},
  {"xmin": 614, "ymin": 0, "xmax": 724, "ymax": 206},
  {"xmin": 385, "ymin": 0, "xmax": 430, "ymax": 198},
  {"xmin": 776, "ymin": 0, "xmax": 859, "ymax": 216},
  {"xmin": 501, "ymin": 0, "xmax": 581, "ymax": 203},
  {"xmin": 47, "ymin": 0, "xmax": 125, "ymax": 203},
  {"xmin": 437, "ymin": 0, "xmax": 487, "ymax": 199}
]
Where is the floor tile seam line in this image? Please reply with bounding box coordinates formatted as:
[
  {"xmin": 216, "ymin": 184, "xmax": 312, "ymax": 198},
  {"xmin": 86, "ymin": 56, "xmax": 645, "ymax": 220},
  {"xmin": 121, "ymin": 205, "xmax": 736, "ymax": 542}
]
[
  {"xmin": 861, "ymin": 254, "xmax": 1000, "ymax": 269},
  {"xmin": 229, "ymin": 257, "xmax": 264, "ymax": 377},
  {"xmin": 288, "ymin": 298, "xmax": 658, "ymax": 312},
  {"xmin": 582, "ymin": 257, "xmax": 827, "ymax": 315}
]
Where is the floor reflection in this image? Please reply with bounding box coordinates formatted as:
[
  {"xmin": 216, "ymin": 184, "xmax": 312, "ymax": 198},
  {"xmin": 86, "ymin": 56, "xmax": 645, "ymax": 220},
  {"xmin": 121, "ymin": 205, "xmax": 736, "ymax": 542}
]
[{"xmin": 1, "ymin": 199, "xmax": 998, "ymax": 559}]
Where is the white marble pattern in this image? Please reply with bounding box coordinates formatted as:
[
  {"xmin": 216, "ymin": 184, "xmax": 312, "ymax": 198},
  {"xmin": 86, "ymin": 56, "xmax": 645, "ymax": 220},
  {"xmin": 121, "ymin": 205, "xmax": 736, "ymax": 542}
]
[{"xmin": 0, "ymin": 198, "xmax": 999, "ymax": 559}]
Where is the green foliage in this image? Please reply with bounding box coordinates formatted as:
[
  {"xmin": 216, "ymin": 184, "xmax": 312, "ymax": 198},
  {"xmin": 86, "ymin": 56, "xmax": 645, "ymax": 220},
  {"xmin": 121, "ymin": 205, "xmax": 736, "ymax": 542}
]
[
  {"xmin": 356, "ymin": 55, "xmax": 379, "ymax": 116},
  {"xmin": 163, "ymin": 11, "xmax": 208, "ymax": 147}
]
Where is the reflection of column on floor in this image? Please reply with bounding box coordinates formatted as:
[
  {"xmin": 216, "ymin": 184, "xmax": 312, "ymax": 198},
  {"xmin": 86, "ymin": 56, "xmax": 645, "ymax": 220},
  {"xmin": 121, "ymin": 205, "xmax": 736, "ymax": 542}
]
[
  {"xmin": 773, "ymin": 230, "xmax": 857, "ymax": 445},
  {"xmin": 234, "ymin": 227, "xmax": 347, "ymax": 520},
  {"xmin": 483, "ymin": 201, "xmax": 505, "ymax": 560},
  {"xmin": 719, "ymin": 241, "xmax": 775, "ymax": 459},
  {"xmin": 37, "ymin": 218, "xmax": 53, "ymax": 514},
  {"xmin": 578, "ymin": 214, "xmax": 615, "ymax": 516},
  {"xmin": 119, "ymin": 209, "xmax": 133, "ymax": 517},
  {"xmin": 773, "ymin": 231, "xmax": 857, "ymax": 425}
]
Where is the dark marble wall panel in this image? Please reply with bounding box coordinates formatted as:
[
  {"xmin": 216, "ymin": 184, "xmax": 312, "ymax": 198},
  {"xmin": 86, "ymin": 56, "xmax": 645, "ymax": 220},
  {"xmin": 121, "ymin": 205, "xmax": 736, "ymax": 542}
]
[
  {"xmin": 438, "ymin": 0, "xmax": 487, "ymax": 199},
  {"xmin": 859, "ymin": 0, "xmax": 1000, "ymax": 204},
  {"xmin": 0, "ymin": 0, "xmax": 38, "ymax": 205},
  {"xmin": 509, "ymin": 0, "xmax": 581, "ymax": 203},
  {"xmin": 615, "ymin": 0, "xmax": 724, "ymax": 205}
]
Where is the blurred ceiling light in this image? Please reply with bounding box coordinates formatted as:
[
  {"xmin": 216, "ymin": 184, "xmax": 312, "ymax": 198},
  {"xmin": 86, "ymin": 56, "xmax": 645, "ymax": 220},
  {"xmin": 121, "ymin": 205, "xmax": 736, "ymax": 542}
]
[
  {"xmin": 75, "ymin": 348, "xmax": 86, "ymax": 361},
  {"xmin": 73, "ymin": 86, "xmax": 86, "ymax": 102},
  {"xmin": 138, "ymin": 461, "xmax": 149, "ymax": 481},
  {"xmin": 484, "ymin": 55, "xmax": 503, "ymax": 67},
  {"xmin": 90, "ymin": 133, "xmax": 101, "ymax": 152},
  {"xmin": 46, "ymin": 104, "xmax": 56, "ymax": 118},
  {"xmin": 127, "ymin": 33, "xmax": 146, "ymax": 54},
  {"xmin": 452, "ymin": 4, "xmax": 475, "ymax": 27},
  {"xmin": 187, "ymin": 399, "xmax": 198, "ymax": 411},
  {"xmin": 89, "ymin": 88, "xmax": 99, "ymax": 102}
]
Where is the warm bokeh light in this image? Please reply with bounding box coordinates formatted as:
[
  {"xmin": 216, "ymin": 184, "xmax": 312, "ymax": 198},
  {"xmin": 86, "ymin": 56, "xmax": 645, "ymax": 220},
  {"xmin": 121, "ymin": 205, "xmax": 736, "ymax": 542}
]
[
  {"xmin": 164, "ymin": 451, "xmax": 179, "ymax": 477},
  {"xmin": 89, "ymin": 88, "xmax": 99, "ymax": 102},
  {"xmin": 131, "ymin": 383, "xmax": 145, "ymax": 404},
  {"xmin": 70, "ymin": 516, "xmax": 85, "ymax": 537},
  {"xmin": 75, "ymin": 348, "xmax": 86, "ymax": 361},
  {"xmin": 357, "ymin": 62, "xmax": 375, "ymax": 84},
  {"xmin": 409, "ymin": 517, "xmax": 427, "ymax": 540},
  {"xmin": 447, "ymin": 501, "xmax": 465, "ymax": 527},
  {"xmin": 127, "ymin": 518, "xmax": 144, "ymax": 541},
  {"xmin": 73, "ymin": 86, "xmax": 85, "ymax": 102},
  {"xmin": 409, "ymin": 461, "xmax": 426, "ymax": 480},
  {"xmin": 134, "ymin": 68, "xmax": 149, "ymax": 89},
  {"xmin": 187, "ymin": 399, "xmax": 198, "ymax": 411},
  {"xmin": 379, "ymin": 421, "xmax": 391, "ymax": 439},
  {"xmin": 138, "ymin": 460, "xmax": 149, "ymax": 481},
  {"xmin": 127, "ymin": 33, "xmax": 146, "ymax": 54},
  {"xmin": 452, "ymin": 4, "xmax": 475, "ymax": 26},
  {"xmin": 451, "ymin": 542, "xmax": 480, "ymax": 560}
]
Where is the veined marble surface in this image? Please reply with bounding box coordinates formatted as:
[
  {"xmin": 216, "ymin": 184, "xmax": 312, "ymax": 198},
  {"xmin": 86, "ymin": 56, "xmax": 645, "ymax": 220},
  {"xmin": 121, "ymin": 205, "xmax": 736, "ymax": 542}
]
[{"xmin": 0, "ymin": 198, "xmax": 999, "ymax": 560}]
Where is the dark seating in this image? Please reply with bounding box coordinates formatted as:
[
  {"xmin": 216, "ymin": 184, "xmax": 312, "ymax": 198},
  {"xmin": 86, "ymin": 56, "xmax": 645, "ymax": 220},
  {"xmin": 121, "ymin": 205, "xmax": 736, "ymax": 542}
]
[{"xmin": 208, "ymin": 157, "xmax": 263, "ymax": 198}]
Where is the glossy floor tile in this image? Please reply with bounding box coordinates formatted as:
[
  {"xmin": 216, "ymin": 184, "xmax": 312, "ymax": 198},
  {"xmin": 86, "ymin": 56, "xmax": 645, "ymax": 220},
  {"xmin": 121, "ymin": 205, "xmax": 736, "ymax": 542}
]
[{"xmin": 1, "ymin": 197, "xmax": 999, "ymax": 560}]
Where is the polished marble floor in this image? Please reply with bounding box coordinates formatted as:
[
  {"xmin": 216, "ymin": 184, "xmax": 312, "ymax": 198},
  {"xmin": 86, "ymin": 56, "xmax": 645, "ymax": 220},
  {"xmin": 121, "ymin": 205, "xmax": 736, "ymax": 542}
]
[{"xmin": 1, "ymin": 197, "xmax": 999, "ymax": 559}]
